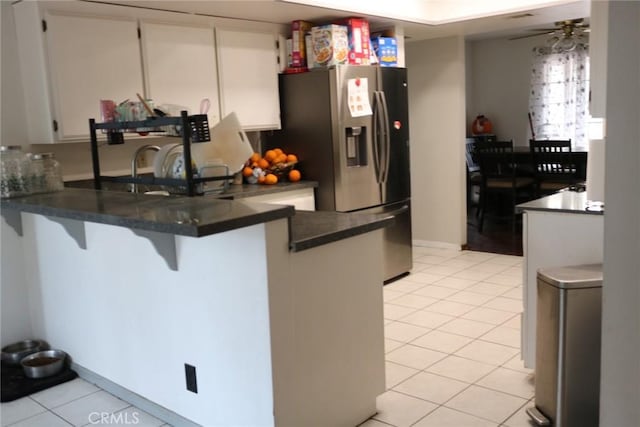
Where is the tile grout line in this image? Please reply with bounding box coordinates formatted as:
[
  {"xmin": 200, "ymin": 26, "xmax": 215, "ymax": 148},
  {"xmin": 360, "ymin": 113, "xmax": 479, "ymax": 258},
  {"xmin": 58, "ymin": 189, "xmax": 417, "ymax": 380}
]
[
  {"xmin": 33, "ymin": 388, "xmax": 102, "ymax": 411},
  {"xmin": 383, "ymin": 249, "xmax": 528, "ymax": 426}
]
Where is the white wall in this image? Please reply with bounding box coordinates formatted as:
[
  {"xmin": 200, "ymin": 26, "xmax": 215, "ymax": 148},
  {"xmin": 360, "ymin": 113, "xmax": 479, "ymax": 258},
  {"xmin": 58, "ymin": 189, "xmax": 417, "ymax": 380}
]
[
  {"xmin": 406, "ymin": 36, "xmax": 466, "ymax": 248},
  {"xmin": 466, "ymin": 34, "xmax": 548, "ymax": 146},
  {"xmin": 23, "ymin": 215, "xmax": 277, "ymax": 426},
  {"xmin": 600, "ymin": 1, "xmax": 640, "ymax": 425},
  {"xmin": 1, "ymin": 1, "xmax": 28, "ymax": 146},
  {"xmin": 1, "ymin": 1, "xmax": 33, "ymax": 346},
  {"xmin": 1, "ymin": 218, "xmax": 32, "ymax": 347}
]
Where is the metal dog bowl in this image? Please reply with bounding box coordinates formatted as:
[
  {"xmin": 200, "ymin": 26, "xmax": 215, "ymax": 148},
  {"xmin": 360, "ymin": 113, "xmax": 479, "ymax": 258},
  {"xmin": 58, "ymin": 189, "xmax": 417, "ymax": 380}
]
[
  {"xmin": 1, "ymin": 339, "xmax": 49, "ymax": 365},
  {"xmin": 20, "ymin": 349, "xmax": 67, "ymax": 379}
]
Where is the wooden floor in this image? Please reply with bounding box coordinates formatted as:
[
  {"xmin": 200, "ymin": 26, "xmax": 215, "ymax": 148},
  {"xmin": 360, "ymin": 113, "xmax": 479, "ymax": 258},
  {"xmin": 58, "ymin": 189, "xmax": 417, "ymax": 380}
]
[{"xmin": 465, "ymin": 208, "xmax": 524, "ymax": 256}]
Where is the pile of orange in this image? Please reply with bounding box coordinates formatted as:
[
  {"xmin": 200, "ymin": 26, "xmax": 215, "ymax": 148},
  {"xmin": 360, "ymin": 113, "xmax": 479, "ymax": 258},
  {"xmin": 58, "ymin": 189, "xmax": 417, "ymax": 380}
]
[{"xmin": 242, "ymin": 148, "xmax": 301, "ymax": 185}]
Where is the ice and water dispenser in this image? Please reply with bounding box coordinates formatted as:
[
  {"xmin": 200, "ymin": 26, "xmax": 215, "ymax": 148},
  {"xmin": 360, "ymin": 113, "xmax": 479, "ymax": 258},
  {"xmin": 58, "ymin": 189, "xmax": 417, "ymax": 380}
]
[{"xmin": 345, "ymin": 126, "xmax": 367, "ymax": 167}]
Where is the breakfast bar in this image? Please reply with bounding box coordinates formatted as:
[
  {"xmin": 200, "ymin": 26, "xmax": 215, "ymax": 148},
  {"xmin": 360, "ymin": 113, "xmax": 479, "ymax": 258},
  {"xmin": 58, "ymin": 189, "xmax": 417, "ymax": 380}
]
[{"xmin": 1, "ymin": 188, "xmax": 391, "ymax": 426}]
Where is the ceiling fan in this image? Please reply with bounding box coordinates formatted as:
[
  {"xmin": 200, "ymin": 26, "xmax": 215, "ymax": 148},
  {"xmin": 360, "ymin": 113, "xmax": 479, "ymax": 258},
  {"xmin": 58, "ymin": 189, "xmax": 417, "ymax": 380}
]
[
  {"xmin": 509, "ymin": 18, "xmax": 590, "ymax": 40},
  {"xmin": 509, "ymin": 18, "xmax": 590, "ymax": 52}
]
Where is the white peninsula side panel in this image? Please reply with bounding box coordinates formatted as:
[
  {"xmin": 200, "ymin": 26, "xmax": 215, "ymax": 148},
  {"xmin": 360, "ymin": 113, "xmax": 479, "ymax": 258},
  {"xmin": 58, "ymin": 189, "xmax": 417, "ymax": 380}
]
[
  {"xmin": 522, "ymin": 210, "xmax": 604, "ymax": 368},
  {"xmin": 266, "ymin": 226, "xmax": 385, "ymax": 427},
  {"xmin": 21, "ymin": 213, "xmax": 279, "ymax": 427},
  {"xmin": 16, "ymin": 208, "xmax": 385, "ymax": 426}
]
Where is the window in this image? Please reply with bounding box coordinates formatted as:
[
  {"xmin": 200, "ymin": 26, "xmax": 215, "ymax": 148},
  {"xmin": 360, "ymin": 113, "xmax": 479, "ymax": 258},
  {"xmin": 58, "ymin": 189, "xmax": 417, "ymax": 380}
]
[{"xmin": 528, "ymin": 45, "xmax": 590, "ymax": 150}]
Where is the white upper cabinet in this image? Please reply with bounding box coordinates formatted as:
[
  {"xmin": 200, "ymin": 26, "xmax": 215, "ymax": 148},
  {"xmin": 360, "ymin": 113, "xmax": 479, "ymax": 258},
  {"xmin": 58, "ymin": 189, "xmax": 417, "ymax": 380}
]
[
  {"xmin": 140, "ymin": 22, "xmax": 220, "ymax": 127},
  {"xmin": 216, "ymin": 28, "xmax": 281, "ymax": 130},
  {"xmin": 45, "ymin": 12, "xmax": 144, "ymax": 141},
  {"xmin": 13, "ymin": 2, "xmax": 144, "ymax": 143},
  {"xmin": 13, "ymin": 1, "xmax": 284, "ymax": 144}
]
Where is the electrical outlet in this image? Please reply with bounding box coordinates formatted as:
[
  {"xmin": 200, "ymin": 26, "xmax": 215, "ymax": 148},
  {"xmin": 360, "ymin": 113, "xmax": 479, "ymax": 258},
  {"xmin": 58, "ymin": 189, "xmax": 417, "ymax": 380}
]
[{"xmin": 185, "ymin": 364, "xmax": 198, "ymax": 393}]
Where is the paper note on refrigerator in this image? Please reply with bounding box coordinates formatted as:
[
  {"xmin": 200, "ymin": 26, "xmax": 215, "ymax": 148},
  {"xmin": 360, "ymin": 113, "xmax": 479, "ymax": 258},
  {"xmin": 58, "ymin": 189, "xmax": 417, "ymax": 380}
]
[{"xmin": 347, "ymin": 77, "xmax": 373, "ymax": 117}]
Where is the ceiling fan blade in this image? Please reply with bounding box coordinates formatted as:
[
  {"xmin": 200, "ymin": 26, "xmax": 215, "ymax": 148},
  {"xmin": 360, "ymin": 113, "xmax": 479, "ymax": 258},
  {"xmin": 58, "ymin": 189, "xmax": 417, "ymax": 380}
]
[
  {"xmin": 509, "ymin": 30, "xmax": 555, "ymax": 41},
  {"xmin": 527, "ymin": 28, "xmax": 559, "ymax": 32}
]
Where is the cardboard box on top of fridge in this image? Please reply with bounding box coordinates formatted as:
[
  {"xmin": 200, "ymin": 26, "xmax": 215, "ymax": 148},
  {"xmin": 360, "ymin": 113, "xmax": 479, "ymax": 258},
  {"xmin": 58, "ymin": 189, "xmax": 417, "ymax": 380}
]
[
  {"xmin": 291, "ymin": 20, "xmax": 314, "ymax": 68},
  {"xmin": 335, "ymin": 17, "xmax": 371, "ymax": 65},
  {"xmin": 305, "ymin": 34, "xmax": 315, "ymax": 69},
  {"xmin": 371, "ymin": 37, "xmax": 398, "ymax": 67},
  {"xmin": 310, "ymin": 24, "xmax": 349, "ymax": 68}
]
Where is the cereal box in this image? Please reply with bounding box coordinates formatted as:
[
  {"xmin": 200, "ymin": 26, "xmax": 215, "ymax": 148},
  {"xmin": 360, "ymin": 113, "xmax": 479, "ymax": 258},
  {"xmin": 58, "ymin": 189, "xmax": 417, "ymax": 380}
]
[
  {"xmin": 371, "ymin": 37, "xmax": 398, "ymax": 67},
  {"xmin": 337, "ymin": 18, "xmax": 370, "ymax": 65},
  {"xmin": 291, "ymin": 20, "xmax": 313, "ymax": 68},
  {"xmin": 310, "ymin": 25, "xmax": 349, "ymax": 68},
  {"xmin": 305, "ymin": 34, "xmax": 315, "ymax": 69}
]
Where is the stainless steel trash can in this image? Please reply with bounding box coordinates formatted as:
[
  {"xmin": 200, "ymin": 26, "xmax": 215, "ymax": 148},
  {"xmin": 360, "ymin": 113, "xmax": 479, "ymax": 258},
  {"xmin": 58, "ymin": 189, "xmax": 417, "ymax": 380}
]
[{"xmin": 526, "ymin": 264, "xmax": 602, "ymax": 427}]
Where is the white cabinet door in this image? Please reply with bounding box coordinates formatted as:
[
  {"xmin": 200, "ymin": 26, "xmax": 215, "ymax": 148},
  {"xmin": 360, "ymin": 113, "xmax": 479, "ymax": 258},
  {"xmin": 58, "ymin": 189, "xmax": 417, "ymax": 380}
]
[
  {"xmin": 140, "ymin": 22, "xmax": 220, "ymax": 127},
  {"xmin": 45, "ymin": 12, "xmax": 143, "ymax": 140},
  {"xmin": 216, "ymin": 28, "xmax": 281, "ymax": 131}
]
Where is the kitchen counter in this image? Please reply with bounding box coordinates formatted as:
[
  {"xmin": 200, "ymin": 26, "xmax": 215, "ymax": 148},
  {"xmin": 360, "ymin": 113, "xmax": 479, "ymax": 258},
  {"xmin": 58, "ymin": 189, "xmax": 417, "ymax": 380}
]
[
  {"xmin": 1, "ymin": 188, "xmax": 386, "ymax": 426},
  {"xmin": 0, "ymin": 188, "xmax": 294, "ymax": 237},
  {"xmin": 213, "ymin": 181, "xmax": 318, "ymax": 200},
  {"xmin": 516, "ymin": 190, "xmax": 604, "ymax": 215},
  {"xmin": 0, "ymin": 187, "xmax": 392, "ymax": 252},
  {"xmin": 517, "ymin": 190, "xmax": 604, "ymax": 368},
  {"xmin": 65, "ymin": 176, "xmax": 318, "ymax": 200},
  {"xmin": 290, "ymin": 210, "xmax": 393, "ymax": 251}
]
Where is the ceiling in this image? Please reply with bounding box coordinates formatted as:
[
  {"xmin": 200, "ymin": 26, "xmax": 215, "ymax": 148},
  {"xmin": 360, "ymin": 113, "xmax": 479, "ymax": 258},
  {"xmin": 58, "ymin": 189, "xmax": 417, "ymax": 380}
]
[{"xmin": 94, "ymin": 0, "xmax": 590, "ymax": 42}]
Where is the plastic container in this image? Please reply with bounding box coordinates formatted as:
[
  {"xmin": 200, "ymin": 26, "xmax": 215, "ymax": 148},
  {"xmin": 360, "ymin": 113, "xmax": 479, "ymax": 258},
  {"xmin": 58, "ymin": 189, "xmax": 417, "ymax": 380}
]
[{"xmin": 0, "ymin": 145, "xmax": 30, "ymax": 198}]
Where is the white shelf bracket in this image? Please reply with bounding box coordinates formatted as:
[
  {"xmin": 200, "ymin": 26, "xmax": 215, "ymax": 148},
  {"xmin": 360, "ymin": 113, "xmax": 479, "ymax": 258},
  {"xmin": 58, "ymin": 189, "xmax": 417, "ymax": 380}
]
[
  {"xmin": 1, "ymin": 210, "xmax": 23, "ymax": 236},
  {"xmin": 45, "ymin": 216, "xmax": 87, "ymax": 249},
  {"xmin": 130, "ymin": 228, "xmax": 178, "ymax": 271}
]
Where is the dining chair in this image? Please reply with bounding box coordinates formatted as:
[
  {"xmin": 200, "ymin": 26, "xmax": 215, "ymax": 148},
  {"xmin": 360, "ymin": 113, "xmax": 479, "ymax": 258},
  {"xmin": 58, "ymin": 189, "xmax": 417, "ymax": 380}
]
[
  {"xmin": 465, "ymin": 138, "xmax": 482, "ymax": 215},
  {"xmin": 529, "ymin": 139, "xmax": 580, "ymax": 197},
  {"xmin": 475, "ymin": 140, "xmax": 535, "ymax": 232}
]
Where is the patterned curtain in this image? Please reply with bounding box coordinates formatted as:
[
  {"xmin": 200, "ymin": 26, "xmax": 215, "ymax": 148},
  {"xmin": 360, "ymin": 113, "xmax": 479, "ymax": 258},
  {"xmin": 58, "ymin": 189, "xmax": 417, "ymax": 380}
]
[{"xmin": 528, "ymin": 44, "xmax": 590, "ymax": 150}]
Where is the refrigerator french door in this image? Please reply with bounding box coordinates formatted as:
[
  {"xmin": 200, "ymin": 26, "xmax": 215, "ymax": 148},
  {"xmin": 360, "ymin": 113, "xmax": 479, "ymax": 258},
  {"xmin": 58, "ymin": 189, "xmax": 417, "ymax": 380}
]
[{"xmin": 269, "ymin": 65, "xmax": 412, "ymax": 281}]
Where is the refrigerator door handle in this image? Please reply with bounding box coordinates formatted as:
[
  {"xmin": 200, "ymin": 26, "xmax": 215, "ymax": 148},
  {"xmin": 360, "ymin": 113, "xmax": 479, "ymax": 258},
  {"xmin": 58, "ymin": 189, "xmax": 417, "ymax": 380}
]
[
  {"xmin": 379, "ymin": 90, "xmax": 391, "ymax": 185},
  {"xmin": 385, "ymin": 204, "xmax": 410, "ymax": 217},
  {"xmin": 372, "ymin": 91, "xmax": 382, "ymax": 184}
]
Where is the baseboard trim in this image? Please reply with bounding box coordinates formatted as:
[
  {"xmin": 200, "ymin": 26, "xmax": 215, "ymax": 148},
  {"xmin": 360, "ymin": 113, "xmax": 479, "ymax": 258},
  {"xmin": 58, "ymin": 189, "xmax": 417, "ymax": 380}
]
[
  {"xmin": 412, "ymin": 239, "xmax": 463, "ymax": 251},
  {"xmin": 71, "ymin": 363, "xmax": 201, "ymax": 427}
]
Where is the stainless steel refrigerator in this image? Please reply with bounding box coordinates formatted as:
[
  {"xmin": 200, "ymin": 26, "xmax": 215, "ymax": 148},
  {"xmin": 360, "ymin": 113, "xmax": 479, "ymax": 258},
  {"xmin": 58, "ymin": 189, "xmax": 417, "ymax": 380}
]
[{"xmin": 268, "ymin": 65, "xmax": 412, "ymax": 282}]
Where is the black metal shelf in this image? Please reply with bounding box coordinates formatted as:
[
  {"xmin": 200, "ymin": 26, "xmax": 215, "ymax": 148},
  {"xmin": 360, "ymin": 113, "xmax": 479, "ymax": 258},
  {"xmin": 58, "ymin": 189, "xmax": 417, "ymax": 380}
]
[{"xmin": 89, "ymin": 110, "xmax": 231, "ymax": 197}]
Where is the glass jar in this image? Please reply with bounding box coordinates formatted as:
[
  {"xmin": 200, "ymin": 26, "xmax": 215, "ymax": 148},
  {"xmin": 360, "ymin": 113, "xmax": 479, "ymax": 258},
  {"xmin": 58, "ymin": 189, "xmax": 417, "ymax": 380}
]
[
  {"xmin": 0, "ymin": 146, "xmax": 30, "ymax": 198},
  {"xmin": 31, "ymin": 153, "xmax": 64, "ymax": 194}
]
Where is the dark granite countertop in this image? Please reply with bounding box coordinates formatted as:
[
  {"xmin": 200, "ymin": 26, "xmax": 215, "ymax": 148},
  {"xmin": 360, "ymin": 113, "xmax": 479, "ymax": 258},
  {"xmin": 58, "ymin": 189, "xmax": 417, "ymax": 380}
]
[
  {"xmin": 0, "ymin": 188, "xmax": 294, "ymax": 237},
  {"xmin": 212, "ymin": 181, "xmax": 317, "ymax": 200},
  {"xmin": 516, "ymin": 191, "xmax": 604, "ymax": 215},
  {"xmin": 289, "ymin": 210, "xmax": 394, "ymax": 252},
  {"xmin": 65, "ymin": 177, "xmax": 317, "ymax": 200},
  {"xmin": 1, "ymin": 188, "xmax": 392, "ymax": 251}
]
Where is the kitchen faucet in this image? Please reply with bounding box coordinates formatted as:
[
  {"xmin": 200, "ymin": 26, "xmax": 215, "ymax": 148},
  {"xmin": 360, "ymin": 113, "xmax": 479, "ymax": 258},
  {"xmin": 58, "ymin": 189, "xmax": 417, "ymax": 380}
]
[{"xmin": 131, "ymin": 145, "xmax": 161, "ymax": 193}]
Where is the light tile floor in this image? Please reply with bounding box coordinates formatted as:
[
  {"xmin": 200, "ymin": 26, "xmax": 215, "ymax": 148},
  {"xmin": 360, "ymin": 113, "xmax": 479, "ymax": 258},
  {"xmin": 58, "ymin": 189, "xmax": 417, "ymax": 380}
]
[
  {"xmin": 362, "ymin": 246, "xmax": 535, "ymax": 427},
  {"xmin": 1, "ymin": 247, "xmax": 535, "ymax": 427}
]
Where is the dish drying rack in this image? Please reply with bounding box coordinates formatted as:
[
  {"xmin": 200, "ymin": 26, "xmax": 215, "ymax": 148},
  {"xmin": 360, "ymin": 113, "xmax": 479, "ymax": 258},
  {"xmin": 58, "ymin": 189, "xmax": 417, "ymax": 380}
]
[{"xmin": 89, "ymin": 111, "xmax": 233, "ymax": 196}]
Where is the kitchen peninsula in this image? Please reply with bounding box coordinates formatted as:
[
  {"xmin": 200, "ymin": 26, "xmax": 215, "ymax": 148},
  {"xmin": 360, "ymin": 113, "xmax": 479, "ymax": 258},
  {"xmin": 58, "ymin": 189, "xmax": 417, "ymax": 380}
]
[
  {"xmin": 517, "ymin": 191, "xmax": 604, "ymax": 368},
  {"xmin": 1, "ymin": 188, "xmax": 391, "ymax": 426}
]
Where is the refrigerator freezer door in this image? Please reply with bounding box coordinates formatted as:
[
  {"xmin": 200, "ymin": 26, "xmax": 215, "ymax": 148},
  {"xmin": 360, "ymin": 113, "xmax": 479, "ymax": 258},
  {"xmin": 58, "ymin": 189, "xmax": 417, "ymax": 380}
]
[
  {"xmin": 378, "ymin": 67, "xmax": 411, "ymax": 204},
  {"xmin": 332, "ymin": 66, "xmax": 382, "ymax": 212},
  {"xmin": 355, "ymin": 200, "xmax": 413, "ymax": 282}
]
